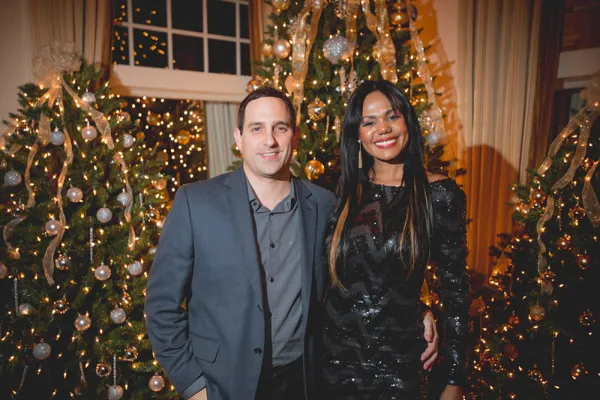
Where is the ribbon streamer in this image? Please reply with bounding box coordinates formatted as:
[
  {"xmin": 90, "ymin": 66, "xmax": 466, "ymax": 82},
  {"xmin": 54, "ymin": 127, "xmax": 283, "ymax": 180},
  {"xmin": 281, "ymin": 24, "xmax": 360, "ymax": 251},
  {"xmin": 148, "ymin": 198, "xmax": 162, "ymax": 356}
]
[
  {"xmin": 361, "ymin": 0, "xmax": 398, "ymax": 83},
  {"xmin": 3, "ymin": 216, "xmax": 27, "ymax": 259},
  {"xmin": 582, "ymin": 160, "xmax": 600, "ymax": 227}
]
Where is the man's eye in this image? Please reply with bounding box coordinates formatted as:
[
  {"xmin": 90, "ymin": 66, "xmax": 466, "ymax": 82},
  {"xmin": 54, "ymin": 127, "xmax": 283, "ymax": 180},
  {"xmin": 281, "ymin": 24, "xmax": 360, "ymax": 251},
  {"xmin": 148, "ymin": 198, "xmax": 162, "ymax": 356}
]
[{"xmin": 276, "ymin": 126, "xmax": 288, "ymax": 132}]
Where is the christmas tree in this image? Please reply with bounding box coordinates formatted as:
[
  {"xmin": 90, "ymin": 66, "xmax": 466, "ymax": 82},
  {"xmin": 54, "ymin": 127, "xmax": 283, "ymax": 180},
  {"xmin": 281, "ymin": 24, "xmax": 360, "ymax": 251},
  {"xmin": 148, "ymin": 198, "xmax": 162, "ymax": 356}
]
[
  {"xmin": 466, "ymin": 71, "xmax": 600, "ymax": 399},
  {"xmin": 247, "ymin": 0, "xmax": 460, "ymax": 191},
  {"xmin": 0, "ymin": 43, "xmax": 174, "ymax": 399}
]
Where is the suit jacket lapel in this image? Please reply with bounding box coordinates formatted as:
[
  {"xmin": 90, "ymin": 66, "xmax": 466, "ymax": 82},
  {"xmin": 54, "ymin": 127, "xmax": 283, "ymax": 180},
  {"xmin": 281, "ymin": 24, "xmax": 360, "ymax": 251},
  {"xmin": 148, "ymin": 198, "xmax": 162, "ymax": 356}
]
[
  {"xmin": 297, "ymin": 180, "xmax": 317, "ymax": 322},
  {"xmin": 222, "ymin": 167, "xmax": 263, "ymax": 298}
]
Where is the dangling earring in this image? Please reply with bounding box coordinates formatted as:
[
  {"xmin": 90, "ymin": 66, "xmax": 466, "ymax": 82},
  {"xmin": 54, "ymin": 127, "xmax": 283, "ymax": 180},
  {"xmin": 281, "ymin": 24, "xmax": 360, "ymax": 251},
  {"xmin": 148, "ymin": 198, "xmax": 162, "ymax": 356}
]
[{"xmin": 358, "ymin": 139, "xmax": 363, "ymax": 169}]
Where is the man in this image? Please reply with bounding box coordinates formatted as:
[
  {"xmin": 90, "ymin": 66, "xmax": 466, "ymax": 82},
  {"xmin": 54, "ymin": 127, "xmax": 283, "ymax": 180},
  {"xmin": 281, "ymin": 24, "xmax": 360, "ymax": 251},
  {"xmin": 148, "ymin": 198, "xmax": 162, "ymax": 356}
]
[{"xmin": 145, "ymin": 87, "xmax": 438, "ymax": 399}]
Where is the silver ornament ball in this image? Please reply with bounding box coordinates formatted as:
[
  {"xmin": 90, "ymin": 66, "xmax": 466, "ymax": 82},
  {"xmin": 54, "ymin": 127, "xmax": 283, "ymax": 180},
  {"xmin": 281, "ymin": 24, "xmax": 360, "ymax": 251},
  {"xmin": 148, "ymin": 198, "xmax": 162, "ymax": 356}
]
[
  {"xmin": 323, "ymin": 35, "xmax": 351, "ymax": 64},
  {"xmin": 4, "ymin": 170, "xmax": 22, "ymax": 186},
  {"xmin": 127, "ymin": 260, "xmax": 143, "ymax": 276},
  {"xmin": 18, "ymin": 303, "xmax": 34, "ymax": 316},
  {"xmin": 66, "ymin": 187, "xmax": 83, "ymax": 202},
  {"xmin": 45, "ymin": 219, "xmax": 63, "ymax": 235},
  {"xmin": 50, "ymin": 129, "xmax": 65, "ymax": 146},
  {"xmin": 81, "ymin": 91, "xmax": 96, "ymax": 104},
  {"xmin": 0, "ymin": 261, "xmax": 7, "ymax": 279},
  {"xmin": 94, "ymin": 263, "xmax": 112, "ymax": 281},
  {"xmin": 55, "ymin": 253, "xmax": 71, "ymax": 270},
  {"xmin": 108, "ymin": 385, "xmax": 124, "ymax": 400},
  {"xmin": 148, "ymin": 374, "xmax": 166, "ymax": 392},
  {"xmin": 33, "ymin": 342, "xmax": 52, "ymax": 360},
  {"xmin": 74, "ymin": 314, "xmax": 92, "ymax": 331},
  {"xmin": 117, "ymin": 191, "xmax": 133, "ymax": 207},
  {"xmin": 95, "ymin": 361, "xmax": 112, "ymax": 377},
  {"xmin": 81, "ymin": 125, "xmax": 98, "ymax": 141},
  {"xmin": 110, "ymin": 307, "xmax": 127, "ymax": 324},
  {"xmin": 122, "ymin": 134, "xmax": 135, "ymax": 149},
  {"xmin": 96, "ymin": 207, "xmax": 113, "ymax": 224}
]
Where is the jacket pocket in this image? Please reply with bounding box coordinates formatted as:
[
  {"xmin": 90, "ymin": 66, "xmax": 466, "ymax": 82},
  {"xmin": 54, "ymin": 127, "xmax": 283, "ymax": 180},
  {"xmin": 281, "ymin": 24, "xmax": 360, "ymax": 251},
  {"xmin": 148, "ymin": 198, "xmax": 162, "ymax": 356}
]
[{"xmin": 189, "ymin": 332, "xmax": 220, "ymax": 363}]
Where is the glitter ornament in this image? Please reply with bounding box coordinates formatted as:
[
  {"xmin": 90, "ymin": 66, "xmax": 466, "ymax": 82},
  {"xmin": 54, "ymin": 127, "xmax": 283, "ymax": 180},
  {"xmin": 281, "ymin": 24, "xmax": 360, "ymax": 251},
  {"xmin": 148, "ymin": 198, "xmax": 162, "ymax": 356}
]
[
  {"xmin": 116, "ymin": 110, "xmax": 131, "ymax": 123},
  {"xmin": 94, "ymin": 263, "xmax": 112, "ymax": 281},
  {"xmin": 50, "ymin": 129, "xmax": 65, "ymax": 146},
  {"xmin": 323, "ymin": 35, "xmax": 351, "ymax": 64},
  {"xmin": 95, "ymin": 361, "xmax": 111, "ymax": 378},
  {"xmin": 110, "ymin": 307, "xmax": 127, "ymax": 324},
  {"xmin": 571, "ymin": 363, "xmax": 588, "ymax": 380},
  {"xmin": 81, "ymin": 125, "xmax": 98, "ymax": 141},
  {"xmin": 120, "ymin": 346, "xmax": 138, "ymax": 362},
  {"xmin": 4, "ymin": 170, "xmax": 22, "ymax": 186},
  {"xmin": 55, "ymin": 253, "xmax": 71, "ymax": 270},
  {"xmin": 272, "ymin": 39, "xmax": 291, "ymax": 59},
  {"xmin": 81, "ymin": 90, "xmax": 96, "ymax": 104},
  {"xmin": 127, "ymin": 260, "xmax": 143, "ymax": 276},
  {"xmin": 579, "ymin": 309, "xmax": 595, "ymax": 327},
  {"xmin": 74, "ymin": 314, "xmax": 91, "ymax": 331},
  {"xmin": 576, "ymin": 254, "xmax": 590, "ymax": 270},
  {"xmin": 33, "ymin": 342, "xmax": 52, "ymax": 360},
  {"xmin": 108, "ymin": 385, "xmax": 124, "ymax": 400},
  {"xmin": 148, "ymin": 374, "xmax": 166, "ymax": 392},
  {"xmin": 304, "ymin": 160, "xmax": 325, "ymax": 181},
  {"xmin": 66, "ymin": 187, "xmax": 83, "ymax": 202},
  {"xmin": 117, "ymin": 191, "xmax": 133, "ymax": 207},
  {"xmin": 307, "ymin": 98, "xmax": 326, "ymax": 121},
  {"xmin": 247, "ymin": 76, "xmax": 265, "ymax": 93},
  {"xmin": 262, "ymin": 42, "xmax": 273, "ymax": 57},
  {"xmin": 0, "ymin": 261, "xmax": 7, "ymax": 279},
  {"xmin": 122, "ymin": 133, "xmax": 135, "ymax": 149},
  {"xmin": 176, "ymin": 129, "xmax": 191, "ymax": 145},
  {"xmin": 503, "ymin": 344, "xmax": 519, "ymax": 361},
  {"xmin": 45, "ymin": 219, "xmax": 63, "ymax": 235},
  {"xmin": 53, "ymin": 299, "xmax": 70, "ymax": 314},
  {"xmin": 18, "ymin": 303, "xmax": 34, "ymax": 316},
  {"xmin": 529, "ymin": 304, "xmax": 546, "ymax": 322},
  {"xmin": 556, "ymin": 235, "xmax": 572, "ymax": 251},
  {"xmin": 96, "ymin": 207, "xmax": 113, "ymax": 224}
]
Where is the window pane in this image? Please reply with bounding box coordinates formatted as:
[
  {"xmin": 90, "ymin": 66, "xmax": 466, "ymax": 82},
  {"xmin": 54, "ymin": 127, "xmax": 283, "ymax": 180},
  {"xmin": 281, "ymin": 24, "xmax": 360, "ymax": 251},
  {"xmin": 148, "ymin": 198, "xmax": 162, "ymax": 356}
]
[
  {"xmin": 114, "ymin": 0, "xmax": 128, "ymax": 23},
  {"xmin": 240, "ymin": 4, "xmax": 249, "ymax": 39},
  {"xmin": 174, "ymin": 35, "xmax": 204, "ymax": 72},
  {"xmin": 207, "ymin": 0, "xmax": 236, "ymax": 37},
  {"xmin": 112, "ymin": 26, "xmax": 130, "ymax": 65},
  {"xmin": 241, "ymin": 43, "xmax": 250, "ymax": 76},
  {"xmin": 134, "ymin": 29, "xmax": 168, "ymax": 68},
  {"xmin": 172, "ymin": 0, "xmax": 203, "ymax": 32},
  {"xmin": 208, "ymin": 39, "xmax": 236, "ymax": 74},
  {"xmin": 133, "ymin": 0, "xmax": 167, "ymax": 27}
]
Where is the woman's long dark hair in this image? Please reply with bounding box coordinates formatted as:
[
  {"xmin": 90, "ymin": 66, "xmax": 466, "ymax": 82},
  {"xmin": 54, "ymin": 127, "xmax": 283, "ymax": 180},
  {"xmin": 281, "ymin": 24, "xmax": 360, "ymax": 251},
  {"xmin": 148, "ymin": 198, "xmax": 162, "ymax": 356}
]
[{"xmin": 328, "ymin": 80, "xmax": 433, "ymax": 287}]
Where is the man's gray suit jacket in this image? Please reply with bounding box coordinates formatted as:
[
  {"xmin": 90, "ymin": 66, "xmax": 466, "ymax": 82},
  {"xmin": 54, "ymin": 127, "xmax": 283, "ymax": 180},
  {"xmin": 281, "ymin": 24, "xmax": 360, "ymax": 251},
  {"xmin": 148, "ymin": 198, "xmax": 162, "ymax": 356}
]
[{"xmin": 145, "ymin": 167, "xmax": 336, "ymax": 399}]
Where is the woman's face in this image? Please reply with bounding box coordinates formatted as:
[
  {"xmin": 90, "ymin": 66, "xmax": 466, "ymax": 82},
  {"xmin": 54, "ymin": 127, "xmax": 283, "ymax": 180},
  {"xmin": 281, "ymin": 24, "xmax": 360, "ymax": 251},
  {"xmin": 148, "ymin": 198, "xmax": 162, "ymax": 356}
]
[{"xmin": 358, "ymin": 90, "xmax": 409, "ymax": 166}]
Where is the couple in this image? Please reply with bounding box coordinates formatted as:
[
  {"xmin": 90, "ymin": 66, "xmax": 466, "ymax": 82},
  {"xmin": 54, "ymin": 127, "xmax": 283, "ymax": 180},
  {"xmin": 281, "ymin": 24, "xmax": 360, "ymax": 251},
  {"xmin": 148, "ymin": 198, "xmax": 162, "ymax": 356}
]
[{"xmin": 145, "ymin": 81, "xmax": 468, "ymax": 400}]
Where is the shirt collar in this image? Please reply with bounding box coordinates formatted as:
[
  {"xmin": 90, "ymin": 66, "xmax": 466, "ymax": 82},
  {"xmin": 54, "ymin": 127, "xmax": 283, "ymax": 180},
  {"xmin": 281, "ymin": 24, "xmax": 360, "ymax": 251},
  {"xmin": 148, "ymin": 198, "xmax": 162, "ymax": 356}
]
[{"xmin": 247, "ymin": 177, "xmax": 297, "ymax": 212}]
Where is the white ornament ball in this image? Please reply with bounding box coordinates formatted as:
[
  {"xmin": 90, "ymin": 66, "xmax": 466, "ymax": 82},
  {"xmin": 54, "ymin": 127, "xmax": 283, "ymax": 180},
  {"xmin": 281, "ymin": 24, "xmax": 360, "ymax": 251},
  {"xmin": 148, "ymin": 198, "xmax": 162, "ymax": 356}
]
[
  {"xmin": 50, "ymin": 129, "xmax": 65, "ymax": 146},
  {"xmin": 4, "ymin": 170, "xmax": 22, "ymax": 186},
  {"xmin": 96, "ymin": 207, "xmax": 113, "ymax": 224},
  {"xmin": 122, "ymin": 134, "xmax": 135, "ymax": 149},
  {"xmin": 74, "ymin": 314, "xmax": 92, "ymax": 331},
  {"xmin": 0, "ymin": 261, "xmax": 7, "ymax": 279},
  {"xmin": 45, "ymin": 219, "xmax": 63, "ymax": 235},
  {"xmin": 323, "ymin": 35, "xmax": 351, "ymax": 64},
  {"xmin": 108, "ymin": 385, "xmax": 124, "ymax": 400},
  {"xmin": 127, "ymin": 261, "xmax": 143, "ymax": 276},
  {"xmin": 117, "ymin": 191, "xmax": 133, "ymax": 207},
  {"xmin": 148, "ymin": 374, "xmax": 166, "ymax": 392},
  {"xmin": 81, "ymin": 125, "xmax": 98, "ymax": 141},
  {"xmin": 273, "ymin": 39, "xmax": 291, "ymax": 59},
  {"xmin": 110, "ymin": 307, "xmax": 127, "ymax": 324},
  {"xmin": 18, "ymin": 303, "xmax": 34, "ymax": 316},
  {"xmin": 33, "ymin": 342, "xmax": 52, "ymax": 360},
  {"xmin": 94, "ymin": 263, "xmax": 112, "ymax": 281},
  {"xmin": 66, "ymin": 187, "xmax": 83, "ymax": 202},
  {"xmin": 81, "ymin": 91, "xmax": 96, "ymax": 104}
]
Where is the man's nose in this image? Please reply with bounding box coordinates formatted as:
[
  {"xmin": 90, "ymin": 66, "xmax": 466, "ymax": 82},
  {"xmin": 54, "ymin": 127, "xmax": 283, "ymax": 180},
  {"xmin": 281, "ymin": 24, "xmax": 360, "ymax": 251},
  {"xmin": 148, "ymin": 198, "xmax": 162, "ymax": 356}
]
[{"xmin": 264, "ymin": 131, "xmax": 276, "ymax": 146}]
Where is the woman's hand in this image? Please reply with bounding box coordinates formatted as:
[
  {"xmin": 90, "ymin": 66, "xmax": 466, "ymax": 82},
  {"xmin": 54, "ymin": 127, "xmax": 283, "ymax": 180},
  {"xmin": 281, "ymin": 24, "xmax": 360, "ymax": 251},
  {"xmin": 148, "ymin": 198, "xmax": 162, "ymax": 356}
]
[
  {"xmin": 440, "ymin": 384, "xmax": 464, "ymax": 400},
  {"xmin": 420, "ymin": 310, "xmax": 438, "ymax": 371}
]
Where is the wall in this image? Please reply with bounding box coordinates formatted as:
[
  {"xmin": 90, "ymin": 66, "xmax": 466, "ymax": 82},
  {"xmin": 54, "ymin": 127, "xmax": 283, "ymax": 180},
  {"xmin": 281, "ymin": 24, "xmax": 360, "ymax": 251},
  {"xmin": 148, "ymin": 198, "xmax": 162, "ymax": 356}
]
[{"xmin": 0, "ymin": 0, "xmax": 33, "ymax": 125}]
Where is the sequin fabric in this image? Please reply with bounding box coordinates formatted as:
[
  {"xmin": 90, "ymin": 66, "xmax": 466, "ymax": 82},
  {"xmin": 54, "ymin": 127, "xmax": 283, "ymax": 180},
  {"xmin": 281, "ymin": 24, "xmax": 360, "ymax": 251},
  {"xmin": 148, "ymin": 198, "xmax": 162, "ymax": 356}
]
[{"xmin": 321, "ymin": 179, "xmax": 469, "ymax": 399}]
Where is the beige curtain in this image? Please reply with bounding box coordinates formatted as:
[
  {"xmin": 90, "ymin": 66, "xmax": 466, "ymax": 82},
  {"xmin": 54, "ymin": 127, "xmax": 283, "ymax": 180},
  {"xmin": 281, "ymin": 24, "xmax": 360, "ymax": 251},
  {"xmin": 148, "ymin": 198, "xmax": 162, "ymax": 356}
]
[
  {"xmin": 30, "ymin": 0, "xmax": 111, "ymax": 66},
  {"xmin": 206, "ymin": 102, "xmax": 240, "ymax": 178},
  {"xmin": 458, "ymin": 0, "xmax": 542, "ymax": 280}
]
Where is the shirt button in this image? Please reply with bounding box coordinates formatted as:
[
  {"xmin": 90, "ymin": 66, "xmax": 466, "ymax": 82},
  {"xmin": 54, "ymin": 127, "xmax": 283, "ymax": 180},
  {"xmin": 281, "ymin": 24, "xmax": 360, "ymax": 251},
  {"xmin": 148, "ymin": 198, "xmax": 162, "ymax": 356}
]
[
  {"xmin": 270, "ymin": 242, "xmax": 275, "ymax": 248},
  {"xmin": 269, "ymin": 277, "xmax": 275, "ymax": 283},
  {"xmin": 254, "ymin": 347, "xmax": 262, "ymax": 354}
]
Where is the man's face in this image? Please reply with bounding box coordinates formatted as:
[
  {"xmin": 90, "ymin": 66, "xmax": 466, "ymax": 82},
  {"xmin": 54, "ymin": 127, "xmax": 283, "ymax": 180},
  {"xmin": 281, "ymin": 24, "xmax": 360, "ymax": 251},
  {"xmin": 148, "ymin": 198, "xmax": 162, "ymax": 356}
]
[{"xmin": 234, "ymin": 97, "xmax": 298, "ymax": 181}]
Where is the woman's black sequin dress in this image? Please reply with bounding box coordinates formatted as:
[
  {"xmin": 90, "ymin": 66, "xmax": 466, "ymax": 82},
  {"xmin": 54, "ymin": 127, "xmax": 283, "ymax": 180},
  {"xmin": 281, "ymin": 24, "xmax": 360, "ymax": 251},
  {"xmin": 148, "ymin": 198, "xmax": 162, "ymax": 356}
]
[{"xmin": 321, "ymin": 179, "xmax": 469, "ymax": 399}]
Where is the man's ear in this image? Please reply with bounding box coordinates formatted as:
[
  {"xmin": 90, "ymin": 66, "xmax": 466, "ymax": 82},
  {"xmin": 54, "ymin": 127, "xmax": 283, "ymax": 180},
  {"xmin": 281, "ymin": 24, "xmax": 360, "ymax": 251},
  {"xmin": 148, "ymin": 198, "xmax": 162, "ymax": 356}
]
[{"xmin": 234, "ymin": 127, "xmax": 242, "ymax": 151}]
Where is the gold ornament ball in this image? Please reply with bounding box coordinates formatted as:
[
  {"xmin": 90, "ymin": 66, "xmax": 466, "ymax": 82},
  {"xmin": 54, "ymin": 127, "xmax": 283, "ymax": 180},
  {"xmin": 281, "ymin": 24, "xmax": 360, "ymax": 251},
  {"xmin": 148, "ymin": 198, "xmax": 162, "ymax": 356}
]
[
  {"xmin": 273, "ymin": 39, "xmax": 291, "ymax": 59},
  {"xmin": 136, "ymin": 131, "xmax": 145, "ymax": 141},
  {"xmin": 176, "ymin": 129, "xmax": 191, "ymax": 145},
  {"xmin": 307, "ymin": 98, "xmax": 327, "ymax": 121},
  {"xmin": 53, "ymin": 299, "xmax": 70, "ymax": 314},
  {"xmin": 96, "ymin": 361, "xmax": 112, "ymax": 378},
  {"xmin": 503, "ymin": 344, "xmax": 519, "ymax": 361},
  {"xmin": 120, "ymin": 346, "xmax": 138, "ymax": 362},
  {"xmin": 576, "ymin": 253, "xmax": 590, "ymax": 270},
  {"xmin": 571, "ymin": 363, "xmax": 588, "ymax": 380},
  {"xmin": 390, "ymin": 10, "xmax": 409, "ymax": 26},
  {"xmin": 149, "ymin": 374, "xmax": 166, "ymax": 392},
  {"xmin": 147, "ymin": 112, "xmax": 160, "ymax": 126},
  {"xmin": 247, "ymin": 76, "xmax": 265, "ymax": 93},
  {"xmin": 579, "ymin": 309, "xmax": 595, "ymax": 327},
  {"xmin": 508, "ymin": 313, "xmax": 520, "ymax": 326},
  {"xmin": 152, "ymin": 178, "xmax": 168, "ymax": 190},
  {"xmin": 529, "ymin": 304, "xmax": 545, "ymax": 322},
  {"xmin": 272, "ymin": 0, "xmax": 291, "ymax": 12},
  {"xmin": 148, "ymin": 208, "xmax": 160, "ymax": 221},
  {"xmin": 262, "ymin": 42, "xmax": 273, "ymax": 58},
  {"xmin": 556, "ymin": 235, "xmax": 572, "ymax": 251},
  {"xmin": 231, "ymin": 143, "xmax": 242, "ymax": 159},
  {"xmin": 304, "ymin": 159, "xmax": 325, "ymax": 181}
]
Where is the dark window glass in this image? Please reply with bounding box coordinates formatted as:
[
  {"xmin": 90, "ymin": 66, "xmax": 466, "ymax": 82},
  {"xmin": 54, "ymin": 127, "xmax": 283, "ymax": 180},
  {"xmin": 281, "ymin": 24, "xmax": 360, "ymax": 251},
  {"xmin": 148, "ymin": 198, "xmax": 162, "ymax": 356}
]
[
  {"xmin": 208, "ymin": 39, "xmax": 236, "ymax": 74},
  {"xmin": 112, "ymin": 26, "xmax": 129, "ymax": 65},
  {"xmin": 132, "ymin": 0, "xmax": 167, "ymax": 27},
  {"xmin": 113, "ymin": 0, "xmax": 128, "ymax": 23},
  {"xmin": 207, "ymin": 0, "xmax": 236, "ymax": 37},
  {"xmin": 241, "ymin": 43, "xmax": 250, "ymax": 76},
  {"xmin": 240, "ymin": 4, "xmax": 249, "ymax": 39},
  {"xmin": 172, "ymin": 0, "xmax": 203, "ymax": 32},
  {"xmin": 174, "ymin": 35, "xmax": 204, "ymax": 71},
  {"xmin": 133, "ymin": 29, "xmax": 168, "ymax": 68}
]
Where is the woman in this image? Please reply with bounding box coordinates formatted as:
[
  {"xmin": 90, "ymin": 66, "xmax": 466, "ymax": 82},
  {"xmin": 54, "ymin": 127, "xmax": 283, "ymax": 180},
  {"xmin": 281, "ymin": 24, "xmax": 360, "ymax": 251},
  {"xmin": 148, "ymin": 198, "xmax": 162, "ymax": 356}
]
[{"xmin": 321, "ymin": 80, "xmax": 468, "ymax": 399}]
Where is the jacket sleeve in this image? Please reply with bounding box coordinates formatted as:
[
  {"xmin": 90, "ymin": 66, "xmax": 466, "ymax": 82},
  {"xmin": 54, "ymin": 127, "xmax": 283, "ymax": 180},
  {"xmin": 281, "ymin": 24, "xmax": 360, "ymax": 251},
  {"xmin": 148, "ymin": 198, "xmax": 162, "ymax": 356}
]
[{"xmin": 145, "ymin": 185, "xmax": 205, "ymax": 398}]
